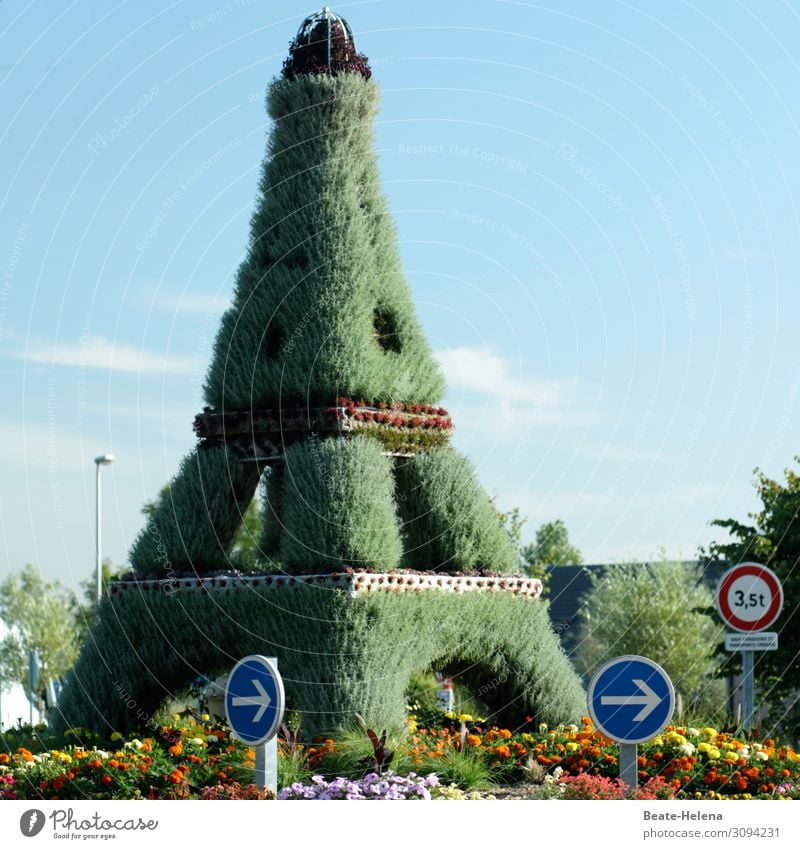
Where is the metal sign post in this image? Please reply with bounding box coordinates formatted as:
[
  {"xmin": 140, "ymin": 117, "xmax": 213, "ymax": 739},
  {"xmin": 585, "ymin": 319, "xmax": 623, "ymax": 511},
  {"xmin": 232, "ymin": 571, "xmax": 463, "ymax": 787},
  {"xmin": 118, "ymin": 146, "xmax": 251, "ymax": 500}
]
[
  {"xmin": 619, "ymin": 743, "xmax": 638, "ymax": 792},
  {"xmin": 741, "ymin": 649, "xmax": 755, "ymax": 731},
  {"xmin": 588, "ymin": 655, "xmax": 675, "ymax": 794},
  {"xmin": 225, "ymin": 655, "xmax": 285, "ymax": 794},
  {"xmin": 716, "ymin": 563, "xmax": 783, "ymax": 731}
]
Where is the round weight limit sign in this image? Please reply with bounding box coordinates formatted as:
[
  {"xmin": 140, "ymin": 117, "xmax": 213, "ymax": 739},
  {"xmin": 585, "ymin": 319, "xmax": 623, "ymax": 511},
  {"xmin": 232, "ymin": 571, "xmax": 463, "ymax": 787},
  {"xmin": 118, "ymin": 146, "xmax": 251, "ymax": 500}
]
[{"xmin": 716, "ymin": 563, "xmax": 783, "ymax": 633}]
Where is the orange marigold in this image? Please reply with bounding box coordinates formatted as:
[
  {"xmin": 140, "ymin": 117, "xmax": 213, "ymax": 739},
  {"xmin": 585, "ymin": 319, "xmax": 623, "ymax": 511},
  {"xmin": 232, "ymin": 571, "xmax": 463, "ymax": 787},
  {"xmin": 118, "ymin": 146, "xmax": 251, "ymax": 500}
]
[
  {"xmin": 466, "ymin": 734, "xmax": 482, "ymax": 747},
  {"xmin": 168, "ymin": 743, "xmax": 183, "ymax": 757},
  {"xmin": 495, "ymin": 745, "xmax": 511, "ymax": 759},
  {"xmin": 101, "ymin": 775, "xmax": 113, "ymax": 786},
  {"xmin": 498, "ymin": 729, "xmax": 512, "ymax": 739}
]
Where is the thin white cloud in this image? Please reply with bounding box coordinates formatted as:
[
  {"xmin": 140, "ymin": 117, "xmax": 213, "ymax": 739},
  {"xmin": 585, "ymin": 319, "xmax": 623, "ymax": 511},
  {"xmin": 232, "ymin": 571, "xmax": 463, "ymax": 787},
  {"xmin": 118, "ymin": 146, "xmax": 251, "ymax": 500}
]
[
  {"xmin": 435, "ymin": 346, "xmax": 561, "ymax": 405},
  {"xmin": 12, "ymin": 335, "xmax": 195, "ymax": 374},
  {"xmin": 576, "ymin": 443, "xmax": 664, "ymax": 463},
  {"xmin": 151, "ymin": 292, "xmax": 230, "ymax": 314}
]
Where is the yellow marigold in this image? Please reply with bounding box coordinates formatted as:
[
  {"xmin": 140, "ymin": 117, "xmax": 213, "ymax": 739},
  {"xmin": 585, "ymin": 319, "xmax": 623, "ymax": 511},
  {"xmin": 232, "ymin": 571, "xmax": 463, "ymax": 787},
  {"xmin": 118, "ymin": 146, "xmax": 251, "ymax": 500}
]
[
  {"xmin": 701, "ymin": 727, "xmax": 718, "ymax": 739},
  {"xmin": 664, "ymin": 731, "xmax": 686, "ymax": 746},
  {"xmin": 565, "ymin": 742, "xmax": 579, "ymax": 752}
]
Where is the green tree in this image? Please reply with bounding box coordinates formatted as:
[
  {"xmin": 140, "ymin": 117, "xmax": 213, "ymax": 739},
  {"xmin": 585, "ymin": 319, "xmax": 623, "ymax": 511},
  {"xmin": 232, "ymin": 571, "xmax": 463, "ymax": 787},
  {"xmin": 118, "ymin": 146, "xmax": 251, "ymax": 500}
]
[
  {"xmin": 575, "ymin": 557, "xmax": 724, "ymax": 715},
  {"xmin": 522, "ymin": 519, "xmax": 583, "ymax": 573},
  {"xmin": 495, "ymin": 505, "xmax": 583, "ymax": 585},
  {"xmin": 0, "ymin": 564, "xmax": 81, "ymax": 695},
  {"xmin": 705, "ymin": 458, "xmax": 800, "ymax": 733}
]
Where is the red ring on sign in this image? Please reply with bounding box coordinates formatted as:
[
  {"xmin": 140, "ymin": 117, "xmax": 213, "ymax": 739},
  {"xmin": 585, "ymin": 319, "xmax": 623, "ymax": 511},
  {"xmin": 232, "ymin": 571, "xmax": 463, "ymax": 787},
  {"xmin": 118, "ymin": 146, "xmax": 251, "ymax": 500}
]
[{"xmin": 716, "ymin": 563, "xmax": 783, "ymax": 632}]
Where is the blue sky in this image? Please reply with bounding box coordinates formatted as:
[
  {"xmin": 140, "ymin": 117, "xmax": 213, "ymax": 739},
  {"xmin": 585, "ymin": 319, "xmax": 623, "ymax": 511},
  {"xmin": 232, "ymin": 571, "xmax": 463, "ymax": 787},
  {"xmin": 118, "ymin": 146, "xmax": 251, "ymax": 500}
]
[{"xmin": 2, "ymin": 0, "xmax": 800, "ymax": 590}]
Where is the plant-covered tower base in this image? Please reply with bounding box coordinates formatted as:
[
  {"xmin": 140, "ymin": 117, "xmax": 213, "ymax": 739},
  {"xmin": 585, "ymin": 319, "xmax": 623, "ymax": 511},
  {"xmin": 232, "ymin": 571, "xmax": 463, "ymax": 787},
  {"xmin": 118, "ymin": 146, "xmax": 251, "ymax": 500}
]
[
  {"xmin": 53, "ymin": 579, "xmax": 584, "ymax": 737},
  {"xmin": 54, "ymin": 9, "xmax": 585, "ymax": 737}
]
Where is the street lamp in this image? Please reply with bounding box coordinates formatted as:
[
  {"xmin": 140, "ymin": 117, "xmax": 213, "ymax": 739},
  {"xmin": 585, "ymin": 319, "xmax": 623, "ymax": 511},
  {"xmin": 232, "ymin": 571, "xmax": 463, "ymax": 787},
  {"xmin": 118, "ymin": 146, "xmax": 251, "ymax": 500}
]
[{"xmin": 94, "ymin": 454, "xmax": 115, "ymax": 602}]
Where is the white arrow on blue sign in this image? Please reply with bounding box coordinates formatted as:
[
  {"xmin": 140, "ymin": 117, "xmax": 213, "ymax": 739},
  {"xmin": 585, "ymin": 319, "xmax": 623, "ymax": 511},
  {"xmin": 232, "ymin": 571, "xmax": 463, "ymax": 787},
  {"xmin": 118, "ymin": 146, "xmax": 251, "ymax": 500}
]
[
  {"xmin": 225, "ymin": 655, "xmax": 285, "ymax": 746},
  {"xmin": 588, "ymin": 655, "xmax": 675, "ymax": 744}
]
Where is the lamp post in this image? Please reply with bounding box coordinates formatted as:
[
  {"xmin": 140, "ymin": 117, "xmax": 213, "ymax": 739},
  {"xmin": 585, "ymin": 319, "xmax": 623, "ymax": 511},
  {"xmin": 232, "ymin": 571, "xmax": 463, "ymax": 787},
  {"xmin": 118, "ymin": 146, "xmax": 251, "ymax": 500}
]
[{"xmin": 94, "ymin": 454, "xmax": 115, "ymax": 602}]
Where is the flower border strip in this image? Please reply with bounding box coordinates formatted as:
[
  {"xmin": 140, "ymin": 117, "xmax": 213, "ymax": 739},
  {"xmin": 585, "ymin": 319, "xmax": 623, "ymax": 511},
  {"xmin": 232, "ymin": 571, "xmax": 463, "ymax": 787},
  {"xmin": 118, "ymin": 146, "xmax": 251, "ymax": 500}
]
[
  {"xmin": 107, "ymin": 572, "xmax": 543, "ymax": 600},
  {"xmin": 193, "ymin": 400, "xmax": 454, "ymax": 456}
]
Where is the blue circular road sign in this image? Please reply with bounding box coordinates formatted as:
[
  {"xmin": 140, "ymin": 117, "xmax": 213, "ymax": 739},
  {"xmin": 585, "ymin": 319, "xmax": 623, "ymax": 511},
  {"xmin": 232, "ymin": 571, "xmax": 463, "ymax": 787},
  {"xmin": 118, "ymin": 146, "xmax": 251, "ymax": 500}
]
[
  {"xmin": 225, "ymin": 655, "xmax": 285, "ymax": 746},
  {"xmin": 588, "ymin": 655, "xmax": 674, "ymax": 744}
]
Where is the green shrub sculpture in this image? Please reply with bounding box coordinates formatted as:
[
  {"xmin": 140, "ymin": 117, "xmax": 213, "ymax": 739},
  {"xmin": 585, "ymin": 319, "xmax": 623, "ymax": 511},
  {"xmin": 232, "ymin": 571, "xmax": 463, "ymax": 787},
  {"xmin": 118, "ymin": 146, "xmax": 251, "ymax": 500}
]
[
  {"xmin": 56, "ymin": 8, "xmax": 585, "ymax": 738},
  {"xmin": 54, "ymin": 584, "xmax": 585, "ymax": 738}
]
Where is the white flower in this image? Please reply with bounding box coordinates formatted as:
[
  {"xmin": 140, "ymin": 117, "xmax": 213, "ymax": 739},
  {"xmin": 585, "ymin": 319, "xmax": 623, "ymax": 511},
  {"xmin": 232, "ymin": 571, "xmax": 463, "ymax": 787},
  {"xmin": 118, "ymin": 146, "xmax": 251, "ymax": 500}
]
[
  {"xmin": 678, "ymin": 742, "xmax": 695, "ymax": 756},
  {"xmin": 124, "ymin": 739, "xmax": 143, "ymax": 751},
  {"xmin": 206, "ymin": 735, "xmax": 218, "ymax": 744},
  {"xmin": 188, "ymin": 737, "xmax": 206, "ymax": 747},
  {"xmin": 739, "ymin": 747, "xmax": 750, "ymax": 760},
  {"xmin": 755, "ymin": 751, "xmax": 769, "ymax": 761},
  {"xmin": 32, "ymin": 755, "xmax": 42, "ymax": 764},
  {"xmin": 686, "ymin": 727, "xmax": 700, "ymax": 738},
  {"xmin": 93, "ymin": 750, "xmax": 111, "ymax": 759}
]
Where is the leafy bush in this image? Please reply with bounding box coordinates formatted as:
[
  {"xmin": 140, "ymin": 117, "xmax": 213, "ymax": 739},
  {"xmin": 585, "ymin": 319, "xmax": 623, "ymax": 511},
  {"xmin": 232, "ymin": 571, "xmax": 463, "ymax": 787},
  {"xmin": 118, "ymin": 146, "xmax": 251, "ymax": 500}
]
[
  {"xmin": 575, "ymin": 557, "xmax": 724, "ymax": 713},
  {"xmin": 705, "ymin": 458, "xmax": 800, "ymax": 738}
]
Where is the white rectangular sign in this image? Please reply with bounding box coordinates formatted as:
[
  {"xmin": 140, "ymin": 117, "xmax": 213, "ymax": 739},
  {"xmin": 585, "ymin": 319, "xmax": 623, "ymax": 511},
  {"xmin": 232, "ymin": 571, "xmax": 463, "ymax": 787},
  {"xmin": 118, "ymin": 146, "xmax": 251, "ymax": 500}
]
[{"xmin": 725, "ymin": 631, "xmax": 778, "ymax": 651}]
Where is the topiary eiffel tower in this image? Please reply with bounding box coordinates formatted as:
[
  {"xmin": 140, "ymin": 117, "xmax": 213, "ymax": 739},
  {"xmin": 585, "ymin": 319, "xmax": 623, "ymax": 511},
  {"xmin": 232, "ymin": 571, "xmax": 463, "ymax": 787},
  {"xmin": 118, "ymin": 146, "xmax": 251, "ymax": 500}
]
[
  {"xmin": 128, "ymin": 8, "xmax": 516, "ymax": 577},
  {"xmin": 54, "ymin": 10, "xmax": 584, "ymax": 737}
]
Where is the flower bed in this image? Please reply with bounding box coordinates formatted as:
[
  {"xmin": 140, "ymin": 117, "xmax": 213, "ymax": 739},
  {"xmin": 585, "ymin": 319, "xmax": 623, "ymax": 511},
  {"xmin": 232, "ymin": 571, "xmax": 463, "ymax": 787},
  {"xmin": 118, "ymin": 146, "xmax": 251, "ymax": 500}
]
[
  {"xmin": 395, "ymin": 713, "xmax": 800, "ymax": 799},
  {"xmin": 0, "ymin": 720, "xmax": 256, "ymax": 800},
  {"xmin": 2, "ymin": 714, "xmax": 797, "ymax": 800}
]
